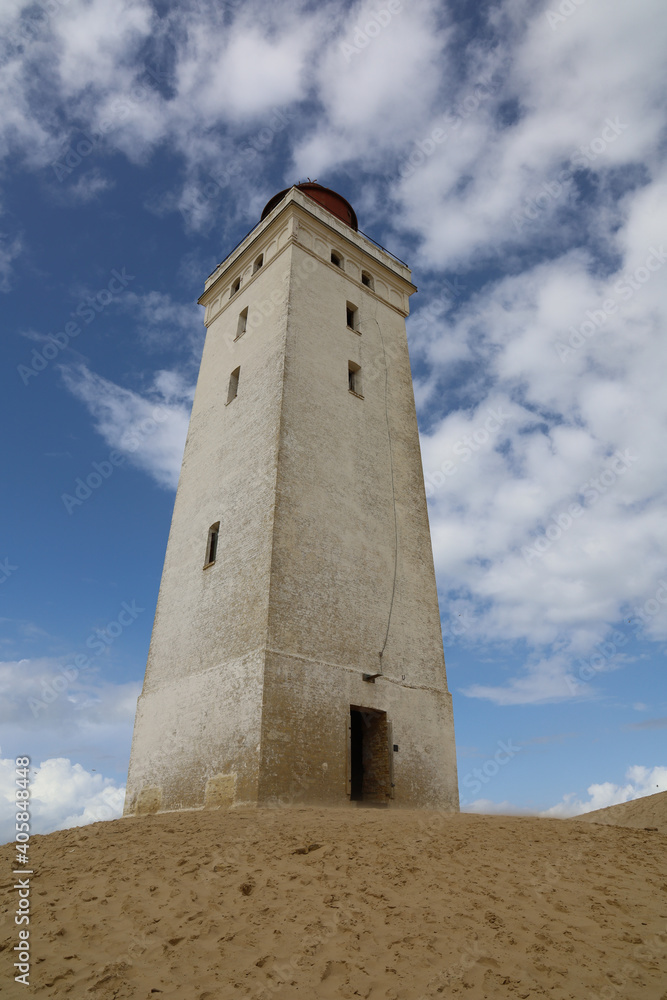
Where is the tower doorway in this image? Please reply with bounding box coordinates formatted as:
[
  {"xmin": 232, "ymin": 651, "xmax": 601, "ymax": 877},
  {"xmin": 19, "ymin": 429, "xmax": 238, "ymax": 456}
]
[{"xmin": 349, "ymin": 707, "xmax": 391, "ymax": 803}]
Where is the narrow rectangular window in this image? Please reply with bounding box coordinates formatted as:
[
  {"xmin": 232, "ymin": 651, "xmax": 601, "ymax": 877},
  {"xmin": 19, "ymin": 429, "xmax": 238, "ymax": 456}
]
[
  {"xmin": 253, "ymin": 254, "xmax": 264, "ymax": 273},
  {"xmin": 230, "ymin": 276, "xmax": 241, "ymax": 297},
  {"xmin": 227, "ymin": 366, "xmax": 240, "ymax": 404},
  {"xmin": 346, "ymin": 302, "xmax": 358, "ymax": 330},
  {"xmin": 348, "ymin": 361, "xmax": 362, "ymax": 396},
  {"xmin": 361, "ymin": 271, "xmax": 373, "ymax": 289},
  {"xmin": 331, "ymin": 251, "xmax": 343, "ymax": 269},
  {"xmin": 204, "ymin": 522, "xmax": 220, "ymax": 568},
  {"xmin": 236, "ymin": 307, "xmax": 248, "ymax": 339}
]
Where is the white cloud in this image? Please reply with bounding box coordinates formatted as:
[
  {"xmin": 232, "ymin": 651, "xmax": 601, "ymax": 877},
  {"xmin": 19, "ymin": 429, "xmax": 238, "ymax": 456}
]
[
  {"xmin": 0, "ymin": 653, "xmax": 138, "ymax": 845},
  {"xmin": 61, "ymin": 364, "xmax": 192, "ymax": 490},
  {"xmin": 389, "ymin": 0, "xmax": 667, "ymax": 267},
  {"xmin": 0, "ymin": 655, "xmax": 141, "ymax": 735},
  {"xmin": 51, "ymin": 0, "xmax": 154, "ymax": 97},
  {"xmin": 1, "ymin": 0, "xmax": 661, "ymax": 249},
  {"xmin": 0, "ymin": 652, "xmax": 138, "ymax": 843},
  {"xmin": 0, "ymin": 50, "xmax": 63, "ymax": 167},
  {"xmin": 0, "ymin": 231, "xmax": 22, "ymax": 292},
  {"xmin": 625, "ymin": 716, "xmax": 667, "ymax": 731},
  {"xmin": 177, "ymin": 22, "xmax": 312, "ymax": 122},
  {"xmin": 413, "ymin": 170, "xmax": 667, "ymax": 701},
  {"xmin": 119, "ymin": 289, "xmax": 204, "ymax": 353},
  {"xmin": 54, "ymin": 167, "xmax": 114, "ymax": 203},
  {"xmin": 0, "ymin": 0, "xmax": 320, "ymax": 219},
  {"xmin": 293, "ymin": 0, "xmax": 447, "ymax": 176},
  {"xmin": 461, "ymin": 798, "xmax": 530, "ymax": 815},
  {"xmin": 542, "ymin": 764, "xmax": 667, "ymax": 818},
  {"xmin": 0, "ymin": 757, "xmax": 125, "ymax": 844},
  {"xmin": 461, "ymin": 655, "xmax": 586, "ymax": 706}
]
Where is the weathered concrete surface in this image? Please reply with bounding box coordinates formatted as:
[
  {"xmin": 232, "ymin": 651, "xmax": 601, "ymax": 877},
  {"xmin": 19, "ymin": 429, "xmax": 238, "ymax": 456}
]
[{"xmin": 124, "ymin": 187, "xmax": 459, "ymax": 816}]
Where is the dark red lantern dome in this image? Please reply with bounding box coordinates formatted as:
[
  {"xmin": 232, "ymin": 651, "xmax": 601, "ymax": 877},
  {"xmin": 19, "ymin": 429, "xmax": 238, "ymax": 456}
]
[{"xmin": 261, "ymin": 182, "xmax": 358, "ymax": 231}]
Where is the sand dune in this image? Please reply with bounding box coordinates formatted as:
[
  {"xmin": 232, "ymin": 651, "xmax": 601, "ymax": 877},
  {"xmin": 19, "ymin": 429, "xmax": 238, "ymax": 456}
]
[
  {"xmin": 2, "ymin": 807, "xmax": 666, "ymax": 998},
  {"xmin": 577, "ymin": 789, "xmax": 667, "ymax": 834}
]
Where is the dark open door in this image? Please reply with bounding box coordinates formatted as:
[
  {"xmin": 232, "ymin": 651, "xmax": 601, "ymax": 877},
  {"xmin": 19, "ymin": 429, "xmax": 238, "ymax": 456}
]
[{"xmin": 348, "ymin": 707, "xmax": 390, "ymax": 803}]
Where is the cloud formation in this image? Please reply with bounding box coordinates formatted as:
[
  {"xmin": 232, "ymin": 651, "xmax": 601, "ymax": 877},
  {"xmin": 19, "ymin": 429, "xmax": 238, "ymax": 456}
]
[
  {"xmin": 542, "ymin": 764, "xmax": 667, "ymax": 818},
  {"xmin": 2, "ymin": 0, "xmax": 666, "ymax": 711},
  {"xmin": 0, "ymin": 757, "xmax": 125, "ymax": 844},
  {"xmin": 61, "ymin": 364, "xmax": 192, "ymax": 490}
]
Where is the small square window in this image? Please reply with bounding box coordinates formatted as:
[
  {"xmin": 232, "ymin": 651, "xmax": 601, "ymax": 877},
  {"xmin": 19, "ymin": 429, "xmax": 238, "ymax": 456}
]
[
  {"xmin": 236, "ymin": 307, "xmax": 248, "ymax": 339},
  {"xmin": 348, "ymin": 361, "xmax": 362, "ymax": 396},
  {"xmin": 361, "ymin": 271, "xmax": 373, "ymax": 289},
  {"xmin": 227, "ymin": 366, "xmax": 240, "ymax": 404},
  {"xmin": 331, "ymin": 251, "xmax": 343, "ymax": 269},
  {"xmin": 230, "ymin": 277, "xmax": 241, "ymax": 297},
  {"xmin": 346, "ymin": 302, "xmax": 358, "ymax": 330},
  {"xmin": 253, "ymin": 254, "xmax": 264, "ymax": 273}
]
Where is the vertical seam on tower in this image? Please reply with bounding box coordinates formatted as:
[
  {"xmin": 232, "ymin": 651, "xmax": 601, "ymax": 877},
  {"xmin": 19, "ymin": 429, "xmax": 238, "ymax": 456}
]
[
  {"xmin": 373, "ymin": 305, "xmax": 399, "ymax": 666},
  {"xmin": 258, "ymin": 245, "xmax": 293, "ymax": 801},
  {"xmin": 264, "ymin": 246, "xmax": 293, "ymax": 656}
]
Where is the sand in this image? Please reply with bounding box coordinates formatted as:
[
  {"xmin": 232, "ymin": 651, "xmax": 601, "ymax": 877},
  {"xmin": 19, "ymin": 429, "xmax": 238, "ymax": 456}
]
[{"xmin": 1, "ymin": 804, "xmax": 666, "ymax": 999}]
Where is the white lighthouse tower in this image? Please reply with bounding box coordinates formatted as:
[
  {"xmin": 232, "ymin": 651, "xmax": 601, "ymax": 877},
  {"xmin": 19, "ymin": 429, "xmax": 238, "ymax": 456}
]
[{"xmin": 124, "ymin": 183, "xmax": 459, "ymax": 814}]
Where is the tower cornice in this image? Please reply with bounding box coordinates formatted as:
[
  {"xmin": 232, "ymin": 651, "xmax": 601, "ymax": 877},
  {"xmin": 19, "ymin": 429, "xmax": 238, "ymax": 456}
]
[{"xmin": 199, "ymin": 187, "xmax": 417, "ymax": 326}]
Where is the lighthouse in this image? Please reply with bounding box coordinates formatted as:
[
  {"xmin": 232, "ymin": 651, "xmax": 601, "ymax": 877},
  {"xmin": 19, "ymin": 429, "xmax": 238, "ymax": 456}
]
[{"xmin": 124, "ymin": 183, "xmax": 459, "ymax": 814}]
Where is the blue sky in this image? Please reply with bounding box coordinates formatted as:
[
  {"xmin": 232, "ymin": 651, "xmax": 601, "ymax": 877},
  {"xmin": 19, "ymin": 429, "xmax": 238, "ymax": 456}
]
[{"xmin": 1, "ymin": 0, "xmax": 666, "ymax": 839}]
